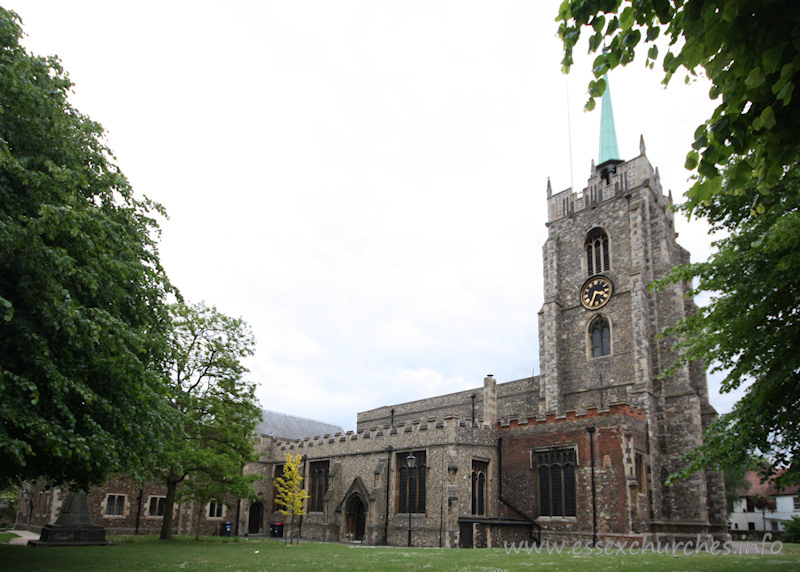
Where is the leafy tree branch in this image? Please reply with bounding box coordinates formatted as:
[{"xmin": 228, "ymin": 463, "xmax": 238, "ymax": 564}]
[{"xmin": 556, "ymin": 0, "xmax": 800, "ymax": 209}]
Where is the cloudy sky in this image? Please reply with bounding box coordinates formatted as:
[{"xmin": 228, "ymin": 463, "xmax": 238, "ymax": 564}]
[{"xmin": 12, "ymin": 1, "xmax": 738, "ymax": 430}]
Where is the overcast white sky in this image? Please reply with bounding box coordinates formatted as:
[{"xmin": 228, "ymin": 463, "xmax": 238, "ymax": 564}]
[{"xmin": 12, "ymin": 1, "xmax": 740, "ymax": 430}]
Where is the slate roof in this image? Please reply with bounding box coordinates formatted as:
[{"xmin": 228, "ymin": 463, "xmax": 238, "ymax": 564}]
[{"xmin": 255, "ymin": 409, "xmax": 343, "ymax": 440}]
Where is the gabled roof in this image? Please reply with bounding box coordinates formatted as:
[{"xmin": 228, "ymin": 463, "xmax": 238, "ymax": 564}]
[
  {"xmin": 255, "ymin": 409, "xmax": 343, "ymax": 440},
  {"xmin": 743, "ymin": 470, "xmax": 800, "ymax": 496}
]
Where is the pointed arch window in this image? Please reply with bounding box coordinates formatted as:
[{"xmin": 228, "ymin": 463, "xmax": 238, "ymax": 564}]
[
  {"xmin": 471, "ymin": 460, "xmax": 488, "ymax": 515},
  {"xmin": 536, "ymin": 448, "xmax": 577, "ymax": 517},
  {"xmin": 590, "ymin": 316, "xmax": 611, "ymax": 358},
  {"xmin": 397, "ymin": 451, "xmax": 427, "ymax": 513},
  {"xmin": 309, "ymin": 460, "xmax": 330, "ymax": 512},
  {"xmin": 585, "ymin": 228, "xmax": 610, "ymax": 276}
]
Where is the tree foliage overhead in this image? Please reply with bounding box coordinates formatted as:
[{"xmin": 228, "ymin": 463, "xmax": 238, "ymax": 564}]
[
  {"xmin": 157, "ymin": 302, "xmax": 260, "ymax": 540},
  {"xmin": 655, "ymin": 161, "xmax": 800, "ymax": 488},
  {"xmin": 556, "ymin": 0, "xmax": 800, "ymax": 209},
  {"xmin": 0, "ymin": 8, "xmax": 175, "ymax": 488}
]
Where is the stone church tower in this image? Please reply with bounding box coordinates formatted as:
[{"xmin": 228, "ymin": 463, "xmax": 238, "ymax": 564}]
[{"xmin": 533, "ymin": 75, "xmax": 728, "ymax": 542}]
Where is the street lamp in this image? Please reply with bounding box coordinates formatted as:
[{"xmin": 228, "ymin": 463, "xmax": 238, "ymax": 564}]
[{"xmin": 406, "ymin": 452, "xmax": 416, "ymax": 547}]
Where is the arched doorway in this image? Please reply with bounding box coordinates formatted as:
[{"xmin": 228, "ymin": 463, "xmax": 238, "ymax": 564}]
[
  {"xmin": 344, "ymin": 495, "xmax": 366, "ymax": 541},
  {"xmin": 248, "ymin": 501, "xmax": 263, "ymax": 535}
]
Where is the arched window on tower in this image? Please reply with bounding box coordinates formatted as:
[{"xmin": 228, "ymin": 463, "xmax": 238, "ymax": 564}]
[
  {"xmin": 590, "ymin": 316, "xmax": 611, "ymax": 358},
  {"xmin": 585, "ymin": 228, "xmax": 610, "ymax": 276}
]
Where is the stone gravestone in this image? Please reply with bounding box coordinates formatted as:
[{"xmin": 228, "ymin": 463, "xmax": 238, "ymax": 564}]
[{"xmin": 29, "ymin": 491, "xmax": 112, "ymax": 546}]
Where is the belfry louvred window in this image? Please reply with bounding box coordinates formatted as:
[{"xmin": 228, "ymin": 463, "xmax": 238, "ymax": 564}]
[{"xmin": 585, "ymin": 228, "xmax": 610, "ymax": 276}]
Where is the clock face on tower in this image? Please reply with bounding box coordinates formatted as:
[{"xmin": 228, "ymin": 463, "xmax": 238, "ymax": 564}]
[{"xmin": 581, "ymin": 276, "xmax": 613, "ymax": 310}]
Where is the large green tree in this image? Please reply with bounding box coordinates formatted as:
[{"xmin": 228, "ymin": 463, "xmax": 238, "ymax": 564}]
[
  {"xmin": 157, "ymin": 302, "xmax": 260, "ymax": 540},
  {"xmin": 556, "ymin": 0, "xmax": 800, "ymax": 209},
  {"xmin": 0, "ymin": 8, "xmax": 175, "ymax": 488},
  {"xmin": 655, "ymin": 161, "xmax": 800, "ymax": 488}
]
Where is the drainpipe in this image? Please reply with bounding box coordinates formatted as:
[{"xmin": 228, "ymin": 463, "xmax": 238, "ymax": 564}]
[
  {"xmin": 135, "ymin": 481, "xmax": 144, "ymax": 535},
  {"xmin": 587, "ymin": 425, "xmax": 597, "ymax": 547},
  {"xmin": 384, "ymin": 446, "xmax": 392, "ymax": 544}
]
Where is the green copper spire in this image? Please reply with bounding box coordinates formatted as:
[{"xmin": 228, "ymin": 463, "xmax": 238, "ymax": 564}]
[{"xmin": 598, "ymin": 74, "xmax": 621, "ymax": 165}]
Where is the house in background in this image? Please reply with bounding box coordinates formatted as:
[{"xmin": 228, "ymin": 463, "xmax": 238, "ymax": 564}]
[{"xmin": 729, "ymin": 470, "xmax": 800, "ymax": 533}]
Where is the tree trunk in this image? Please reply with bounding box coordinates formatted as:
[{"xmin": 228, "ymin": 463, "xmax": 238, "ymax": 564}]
[
  {"xmin": 160, "ymin": 475, "xmax": 180, "ymax": 540},
  {"xmin": 194, "ymin": 499, "xmax": 205, "ymax": 540}
]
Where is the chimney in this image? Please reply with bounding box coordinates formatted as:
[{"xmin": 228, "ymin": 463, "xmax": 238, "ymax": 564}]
[{"xmin": 483, "ymin": 374, "xmax": 497, "ymax": 428}]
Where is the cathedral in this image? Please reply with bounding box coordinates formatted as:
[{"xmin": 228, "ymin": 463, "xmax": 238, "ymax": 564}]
[{"xmin": 17, "ymin": 80, "xmax": 728, "ymax": 548}]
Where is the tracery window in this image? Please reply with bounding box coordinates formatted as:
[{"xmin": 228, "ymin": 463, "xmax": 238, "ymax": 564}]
[
  {"xmin": 309, "ymin": 460, "xmax": 330, "ymax": 512},
  {"xmin": 397, "ymin": 451, "xmax": 427, "ymax": 514},
  {"xmin": 536, "ymin": 448, "xmax": 577, "ymax": 517},
  {"xmin": 585, "ymin": 228, "xmax": 610, "ymax": 276},
  {"xmin": 272, "ymin": 464, "xmax": 284, "ymax": 512},
  {"xmin": 471, "ymin": 460, "xmax": 488, "ymax": 515},
  {"xmin": 590, "ymin": 316, "xmax": 611, "ymax": 358}
]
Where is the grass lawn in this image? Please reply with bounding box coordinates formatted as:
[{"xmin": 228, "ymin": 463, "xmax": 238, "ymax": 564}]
[{"xmin": 0, "ymin": 536, "xmax": 799, "ymax": 571}]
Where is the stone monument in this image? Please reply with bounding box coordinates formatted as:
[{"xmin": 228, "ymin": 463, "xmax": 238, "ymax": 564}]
[{"xmin": 29, "ymin": 490, "xmax": 112, "ymax": 546}]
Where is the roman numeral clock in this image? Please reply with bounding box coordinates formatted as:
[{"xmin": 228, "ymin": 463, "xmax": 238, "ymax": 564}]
[{"xmin": 580, "ymin": 276, "xmax": 613, "ymax": 310}]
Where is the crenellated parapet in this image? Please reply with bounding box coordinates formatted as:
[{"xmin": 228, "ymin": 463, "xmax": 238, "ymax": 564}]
[
  {"xmin": 547, "ymin": 152, "xmax": 673, "ymax": 225},
  {"xmin": 259, "ymin": 414, "xmax": 498, "ymax": 460},
  {"xmin": 499, "ymin": 402, "xmax": 646, "ymax": 429}
]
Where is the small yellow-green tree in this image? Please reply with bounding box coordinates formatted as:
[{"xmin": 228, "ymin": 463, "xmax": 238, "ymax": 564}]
[{"xmin": 274, "ymin": 453, "xmax": 308, "ymax": 544}]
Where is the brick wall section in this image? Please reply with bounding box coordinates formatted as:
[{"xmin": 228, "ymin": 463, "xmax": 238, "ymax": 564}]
[{"xmin": 498, "ymin": 405, "xmax": 648, "ymax": 545}]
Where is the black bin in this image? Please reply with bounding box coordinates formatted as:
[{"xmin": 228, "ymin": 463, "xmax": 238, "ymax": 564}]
[
  {"xmin": 220, "ymin": 521, "xmax": 232, "ymax": 537},
  {"xmin": 270, "ymin": 522, "xmax": 284, "ymax": 537}
]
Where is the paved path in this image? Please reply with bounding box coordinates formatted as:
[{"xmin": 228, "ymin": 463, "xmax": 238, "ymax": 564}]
[{"xmin": 7, "ymin": 529, "xmax": 40, "ymax": 546}]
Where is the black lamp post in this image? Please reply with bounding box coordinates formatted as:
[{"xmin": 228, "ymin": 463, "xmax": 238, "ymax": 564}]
[{"xmin": 406, "ymin": 452, "xmax": 416, "ymax": 547}]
